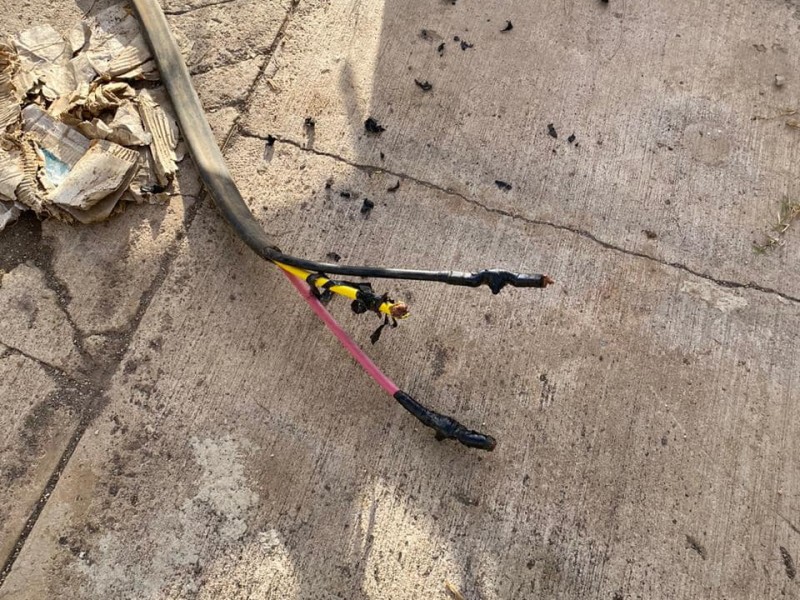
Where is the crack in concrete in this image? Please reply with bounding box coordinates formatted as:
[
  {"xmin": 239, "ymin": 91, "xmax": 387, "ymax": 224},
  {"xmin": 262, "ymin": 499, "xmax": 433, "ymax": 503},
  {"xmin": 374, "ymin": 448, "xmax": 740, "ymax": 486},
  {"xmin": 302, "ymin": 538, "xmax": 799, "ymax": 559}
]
[
  {"xmin": 238, "ymin": 130, "xmax": 800, "ymax": 306},
  {"xmin": 224, "ymin": 0, "xmax": 299, "ymax": 132},
  {"xmin": 0, "ymin": 387, "xmax": 105, "ymax": 586},
  {"xmin": 37, "ymin": 261, "xmax": 91, "ymax": 364},
  {"xmin": 0, "ymin": 344, "xmax": 85, "ymax": 387},
  {"xmin": 0, "ymin": 213, "xmax": 89, "ymax": 366},
  {"xmin": 164, "ymin": 0, "xmax": 241, "ymax": 16}
]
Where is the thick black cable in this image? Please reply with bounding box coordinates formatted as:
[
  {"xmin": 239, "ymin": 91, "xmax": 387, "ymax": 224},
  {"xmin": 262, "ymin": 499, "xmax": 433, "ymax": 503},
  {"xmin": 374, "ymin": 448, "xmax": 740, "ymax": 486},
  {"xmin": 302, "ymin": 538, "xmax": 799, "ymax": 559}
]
[
  {"xmin": 393, "ymin": 391, "xmax": 496, "ymax": 450},
  {"xmin": 132, "ymin": 0, "xmax": 550, "ymax": 294}
]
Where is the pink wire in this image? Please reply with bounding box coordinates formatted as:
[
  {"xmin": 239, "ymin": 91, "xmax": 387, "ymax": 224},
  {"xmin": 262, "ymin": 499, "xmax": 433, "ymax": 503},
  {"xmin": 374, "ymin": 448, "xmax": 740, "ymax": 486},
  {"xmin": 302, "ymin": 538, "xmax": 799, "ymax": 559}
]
[{"xmin": 283, "ymin": 271, "xmax": 400, "ymax": 396}]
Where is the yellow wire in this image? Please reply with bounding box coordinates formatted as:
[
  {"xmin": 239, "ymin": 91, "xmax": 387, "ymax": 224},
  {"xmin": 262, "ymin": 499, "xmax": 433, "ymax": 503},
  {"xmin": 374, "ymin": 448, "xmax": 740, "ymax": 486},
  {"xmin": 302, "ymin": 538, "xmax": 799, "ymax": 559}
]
[{"xmin": 274, "ymin": 261, "xmax": 409, "ymax": 319}]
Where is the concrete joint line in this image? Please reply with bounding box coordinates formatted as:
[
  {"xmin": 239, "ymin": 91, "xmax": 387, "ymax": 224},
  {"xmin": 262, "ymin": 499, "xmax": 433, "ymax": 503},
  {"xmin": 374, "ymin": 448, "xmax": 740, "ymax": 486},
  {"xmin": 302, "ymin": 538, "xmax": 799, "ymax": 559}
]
[
  {"xmin": 0, "ymin": 344, "xmax": 85, "ymax": 387},
  {"xmin": 164, "ymin": 0, "xmax": 241, "ymax": 17}
]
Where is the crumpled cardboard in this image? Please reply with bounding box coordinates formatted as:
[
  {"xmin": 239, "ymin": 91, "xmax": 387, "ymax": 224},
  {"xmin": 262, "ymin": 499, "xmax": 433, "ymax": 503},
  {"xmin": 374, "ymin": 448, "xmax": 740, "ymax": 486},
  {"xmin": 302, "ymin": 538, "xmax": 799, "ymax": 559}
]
[{"xmin": 0, "ymin": 5, "xmax": 181, "ymax": 230}]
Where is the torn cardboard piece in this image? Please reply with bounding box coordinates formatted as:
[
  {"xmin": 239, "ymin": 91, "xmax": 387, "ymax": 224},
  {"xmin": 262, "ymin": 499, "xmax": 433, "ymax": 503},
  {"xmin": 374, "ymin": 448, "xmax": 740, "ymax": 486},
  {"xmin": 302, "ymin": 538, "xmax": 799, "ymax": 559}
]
[
  {"xmin": 138, "ymin": 88, "xmax": 179, "ymax": 185},
  {"xmin": 50, "ymin": 140, "xmax": 138, "ymax": 211},
  {"xmin": 0, "ymin": 5, "xmax": 183, "ymax": 231},
  {"xmin": 85, "ymin": 5, "xmax": 157, "ymax": 80},
  {"xmin": 0, "ymin": 200, "xmax": 21, "ymax": 229}
]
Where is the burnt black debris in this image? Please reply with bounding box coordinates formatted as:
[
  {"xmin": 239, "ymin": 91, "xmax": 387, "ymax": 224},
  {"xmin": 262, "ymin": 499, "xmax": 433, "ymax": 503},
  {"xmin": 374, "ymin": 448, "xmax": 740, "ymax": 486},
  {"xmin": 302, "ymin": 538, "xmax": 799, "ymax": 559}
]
[
  {"xmin": 364, "ymin": 117, "xmax": 386, "ymax": 134},
  {"xmin": 567, "ymin": 133, "xmax": 576, "ymax": 144},
  {"xmin": 360, "ymin": 198, "xmax": 375, "ymax": 215},
  {"xmin": 460, "ymin": 40, "xmax": 474, "ymax": 50},
  {"xmin": 379, "ymin": 151, "xmax": 385, "ymax": 161},
  {"xmin": 643, "ymin": 229, "xmax": 658, "ymax": 240},
  {"xmin": 414, "ymin": 79, "xmax": 433, "ymax": 91},
  {"xmin": 437, "ymin": 42, "xmax": 446, "ymax": 55},
  {"xmin": 501, "ymin": 20, "xmax": 513, "ymax": 32},
  {"xmin": 387, "ymin": 180, "xmax": 401, "ymax": 192},
  {"xmin": 326, "ymin": 252, "xmax": 342, "ymax": 262},
  {"xmin": 547, "ymin": 123, "xmax": 558, "ymax": 138},
  {"xmin": 304, "ymin": 116, "xmax": 316, "ymax": 128},
  {"xmin": 265, "ymin": 134, "xmax": 276, "ymax": 146},
  {"xmin": 494, "ymin": 180, "xmax": 512, "ymax": 191},
  {"xmin": 141, "ymin": 183, "xmax": 167, "ymax": 194},
  {"xmin": 324, "ymin": 179, "xmax": 333, "ymax": 189},
  {"xmin": 453, "ymin": 35, "xmax": 460, "ymax": 41},
  {"xmin": 340, "ymin": 191, "xmax": 351, "ymax": 198}
]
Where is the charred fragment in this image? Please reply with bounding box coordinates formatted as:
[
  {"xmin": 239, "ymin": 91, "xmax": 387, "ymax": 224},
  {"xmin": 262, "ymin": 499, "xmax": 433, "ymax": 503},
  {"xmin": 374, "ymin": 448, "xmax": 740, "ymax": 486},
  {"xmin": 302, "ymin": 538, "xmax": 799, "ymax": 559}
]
[
  {"xmin": 364, "ymin": 117, "xmax": 386, "ymax": 134},
  {"xmin": 360, "ymin": 198, "xmax": 375, "ymax": 215}
]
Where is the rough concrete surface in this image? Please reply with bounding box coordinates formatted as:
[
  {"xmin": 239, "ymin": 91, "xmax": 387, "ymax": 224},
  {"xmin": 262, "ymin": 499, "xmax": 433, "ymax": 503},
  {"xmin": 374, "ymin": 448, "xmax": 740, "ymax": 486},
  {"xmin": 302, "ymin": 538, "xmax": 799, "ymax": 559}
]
[{"xmin": 1, "ymin": 0, "xmax": 799, "ymax": 599}]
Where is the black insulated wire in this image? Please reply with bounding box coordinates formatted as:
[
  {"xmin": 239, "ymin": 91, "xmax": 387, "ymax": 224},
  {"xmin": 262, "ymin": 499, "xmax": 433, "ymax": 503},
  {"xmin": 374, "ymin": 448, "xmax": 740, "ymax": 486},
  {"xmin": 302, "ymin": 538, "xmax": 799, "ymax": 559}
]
[{"xmin": 132, "ymin": 0, "xmax": 550, "ymax": 294}]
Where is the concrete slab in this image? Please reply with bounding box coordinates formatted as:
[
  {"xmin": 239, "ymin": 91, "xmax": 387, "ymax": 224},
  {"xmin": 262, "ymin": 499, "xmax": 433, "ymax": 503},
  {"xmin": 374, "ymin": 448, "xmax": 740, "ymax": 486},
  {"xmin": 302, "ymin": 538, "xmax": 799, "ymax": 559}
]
[
  {"xmin": 167, "ymin": 0, "xmax": 293, "ymax": 74},
  {"xmin": 0, "ymin": 347, "xmax": 84, "ymax": 568},
  {"xmin": 0, "ymin": 261, "xmax": 84, "ymax": 375},
  {"xmin": 242, "ymin": 0, "xmax": 800, "ymax": 300},
  {"xmin": 2, "ymin": 140, "xmax": 798, "ymax": 599}
]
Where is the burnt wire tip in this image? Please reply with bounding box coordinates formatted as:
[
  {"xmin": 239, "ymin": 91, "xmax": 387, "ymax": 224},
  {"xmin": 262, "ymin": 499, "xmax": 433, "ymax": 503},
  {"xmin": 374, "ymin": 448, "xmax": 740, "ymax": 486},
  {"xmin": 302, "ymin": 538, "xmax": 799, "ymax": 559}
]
[
  {"xmin": 446, "ymin": 270, "xmax": 555, "ymax": 294},
  {"xmin": 393, "ymin": 390, "xmax": 497, "ymax": 451}
]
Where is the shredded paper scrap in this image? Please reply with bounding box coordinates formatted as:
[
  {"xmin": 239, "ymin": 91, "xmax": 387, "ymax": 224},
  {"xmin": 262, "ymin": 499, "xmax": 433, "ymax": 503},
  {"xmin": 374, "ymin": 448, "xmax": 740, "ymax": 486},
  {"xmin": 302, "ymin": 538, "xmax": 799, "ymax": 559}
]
[{"xmin": 0, "ymin": 5, "xmax": 182, "ymax": 230}]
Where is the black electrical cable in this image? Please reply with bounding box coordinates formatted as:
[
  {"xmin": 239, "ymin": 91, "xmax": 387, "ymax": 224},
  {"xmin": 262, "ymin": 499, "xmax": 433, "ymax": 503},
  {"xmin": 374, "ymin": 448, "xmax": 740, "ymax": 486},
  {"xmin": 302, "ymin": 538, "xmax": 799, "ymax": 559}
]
[{"xmin": 131, "ymin": 0, "xmax": 551, "ymax": 295}]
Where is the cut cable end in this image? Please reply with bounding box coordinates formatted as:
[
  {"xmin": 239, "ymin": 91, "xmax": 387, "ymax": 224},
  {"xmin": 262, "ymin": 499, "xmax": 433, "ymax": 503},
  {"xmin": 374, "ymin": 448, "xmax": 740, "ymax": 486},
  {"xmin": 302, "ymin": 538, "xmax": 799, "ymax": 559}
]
[{"xmin": 393, "ymin": 390, "xmax": 497, "ymax": 451}]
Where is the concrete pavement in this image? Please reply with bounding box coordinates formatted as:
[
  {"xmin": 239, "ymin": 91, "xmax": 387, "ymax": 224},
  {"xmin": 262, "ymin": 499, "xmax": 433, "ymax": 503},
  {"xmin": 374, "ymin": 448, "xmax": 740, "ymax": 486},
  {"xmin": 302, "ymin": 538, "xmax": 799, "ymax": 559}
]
[{"xmin": 1, "ymin": 1, "xmax": 799, "ymax": 598}]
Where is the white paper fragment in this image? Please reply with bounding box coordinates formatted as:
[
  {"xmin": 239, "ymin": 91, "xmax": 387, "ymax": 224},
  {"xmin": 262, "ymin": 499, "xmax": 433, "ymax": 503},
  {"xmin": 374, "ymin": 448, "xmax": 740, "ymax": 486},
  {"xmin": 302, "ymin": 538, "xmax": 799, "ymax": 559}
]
[
  {"xmin": 106, "ymin": 34, "xmax": 154, "ymax": 79},
  {"xmin": 0, "ymin": 199, "xmax": 22, "ymax": 230},
  {"xmin": 70, "ymin": 53, "xmax": 97, "ymax": 85},
  {"xmin": 0, "ymin": 148, "xmax": 25, "ymax": 200},
  {"xmin": 60, "ymin": 188, "xmax": 124, "ymax": 224},
  {"xmin": 86, "ymin": 5, "xmax": 154, "ymax": 79},
  {"xmin": 14, "ymin": 25, "xmax": 68, "ymax": 66},
  {"xmin": 50, "ymin": 139, "xmax": 138, "ymax": 210},
  {"xmin": 13, "ymin": 25, "xmax": 77, "ymax": 101},
  {"xmin": 76, "ymin": 118, "xmax": 112, "ymax": 140},
  {"xmin": 138, "ymin": 89, "xmax": 178, "ymax": 185},
  {"xmin": 67, "ymin": 22, "xmax": 89, "ymax": 55},
  {"xmin": 22, "ymin": 104, "xmax": 90, "ymax": 168},
  {"xmin": 106, "ymin": 100, "xmax": 151, "ymax": 146},
  {"xmin": 12, "ymin": 69, "xmax": 36, "ymax": 98}
]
